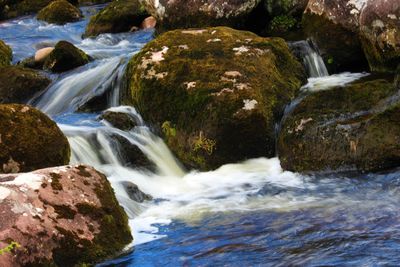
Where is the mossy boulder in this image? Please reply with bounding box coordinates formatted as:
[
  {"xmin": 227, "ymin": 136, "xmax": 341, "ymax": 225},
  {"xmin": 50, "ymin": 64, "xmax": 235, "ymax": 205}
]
[
  {"xmin": 0, "ymin": 104, "xmax": 70, "ymax": 173},
  {"xmin": 37, "ymin": 0, "xmax": 82, "ymax": 25},
  {"xmin": 84, "ymin": 0, "xmax": 149, "ymax": 37},
  {"xmin": 278, "ymin": 78, "xmax": 400, "ymax": 173},
  {"xmin": 140, "ymin": 0, "xmax": 262, "ymax": 32},
  {"xmin": 0, "ymin": 165, "xmax": 132, "ymax": 266},
  {"xmin": 43, "ymin": 40, "xmax": 90, "ymax": 72},
  {"xmin": 0, "ymin": 40, "xmax": 12, "ymax": 67},
  {"xmin": 0, "ymin": 66, "xmax": 51, "ymax": 103},
  {"xmin": 123, "ymin": 27, "xmax": 306, "ymax": 170}
]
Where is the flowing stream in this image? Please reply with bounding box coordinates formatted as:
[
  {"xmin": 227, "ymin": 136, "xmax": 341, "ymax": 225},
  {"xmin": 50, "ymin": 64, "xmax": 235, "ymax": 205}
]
[{"xmin": 2, "ymin": 8, "xmax": 400, "ymax": 266}]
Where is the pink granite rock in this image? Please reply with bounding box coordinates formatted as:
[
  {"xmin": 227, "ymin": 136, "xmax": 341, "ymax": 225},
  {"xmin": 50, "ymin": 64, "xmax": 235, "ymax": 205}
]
[{"xmin": 0, "ymin": 164, "xmax": 132, "ymax": 267}]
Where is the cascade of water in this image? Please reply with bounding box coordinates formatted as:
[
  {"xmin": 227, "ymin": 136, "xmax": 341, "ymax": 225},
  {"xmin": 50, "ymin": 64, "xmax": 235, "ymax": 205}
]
[
  {"xmin": 290, "ymin": 39, "xmax": 329, "ymax": 78},
  {"xmin": 31, "ymin": 57, "xmax": 125, "ymax": 115}
]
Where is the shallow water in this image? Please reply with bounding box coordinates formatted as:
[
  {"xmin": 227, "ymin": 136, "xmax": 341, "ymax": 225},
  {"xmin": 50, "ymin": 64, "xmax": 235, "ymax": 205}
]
[{"xmin": 1, "ymin": 8, "xmax": 400, "ymax": 267}]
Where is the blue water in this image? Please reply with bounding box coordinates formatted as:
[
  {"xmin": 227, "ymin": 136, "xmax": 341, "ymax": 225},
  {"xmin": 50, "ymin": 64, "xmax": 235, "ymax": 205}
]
[{"xmin": 2, "ymin": 7, "xmax": 400, "ymax": 267}]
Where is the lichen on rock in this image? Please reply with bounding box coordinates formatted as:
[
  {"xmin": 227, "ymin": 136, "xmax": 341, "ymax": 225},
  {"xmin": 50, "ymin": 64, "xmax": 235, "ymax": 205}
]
[{"xmin": 123, "ymin": 26, "xmax": 306, "ymax": 170}]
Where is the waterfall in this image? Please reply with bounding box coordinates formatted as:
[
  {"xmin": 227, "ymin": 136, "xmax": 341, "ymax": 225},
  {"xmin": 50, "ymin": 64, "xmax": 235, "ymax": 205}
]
[
  {"xmin": 289, "ymin": 40, "xmax": 329, "ymax": 78},
  {"xmin": 31, "ymin": 57, "xmax": 126, "ymax": 115}
]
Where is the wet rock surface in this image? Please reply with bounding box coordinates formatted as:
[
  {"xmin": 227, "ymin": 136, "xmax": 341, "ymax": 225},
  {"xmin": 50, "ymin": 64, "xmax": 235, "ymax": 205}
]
[
  {"xmin": 43, "ymin": 40, "xmax": 90, "ymax": 72},
  {"xmin": 0, "ymin": 164, "xmax": 132, "ymax": 266},
  {"xmin": 278, "ymin": 78, "xmax": 400, "ymax": 173}
]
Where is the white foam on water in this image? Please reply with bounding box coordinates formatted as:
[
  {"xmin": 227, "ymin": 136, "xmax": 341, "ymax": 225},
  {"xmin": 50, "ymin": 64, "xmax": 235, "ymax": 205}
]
[{"xmin": 302, "ymin": 72, "xmax": 369, "ymax": 92}]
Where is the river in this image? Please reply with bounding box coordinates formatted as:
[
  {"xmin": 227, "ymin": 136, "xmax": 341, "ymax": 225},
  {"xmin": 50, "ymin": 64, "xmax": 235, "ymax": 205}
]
[{"xmin": 1, "ymin": 5, "xmax": 400, "ymax": 266}]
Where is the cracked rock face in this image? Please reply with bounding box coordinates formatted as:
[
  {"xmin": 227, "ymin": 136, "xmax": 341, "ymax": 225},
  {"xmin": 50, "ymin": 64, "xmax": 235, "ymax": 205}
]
[
  {"xmin": 123, "ymin": 27, "xmax": 306, "ymax": 170},
  {"xmin": 278, "ymin": 78, "xmax": 400, "ymax": 173},
  {"xmin": 0, "ymin": 165, "xmax": 132, "ymax": 267},
  {"xmin": 139, "ymin": 0, "xmax": 261, "ymax": 31}
]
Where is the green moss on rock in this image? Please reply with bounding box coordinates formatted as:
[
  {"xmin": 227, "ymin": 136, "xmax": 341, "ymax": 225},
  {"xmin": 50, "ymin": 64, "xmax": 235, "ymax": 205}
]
[
  {"xmin": 123, "ymin": 27, "xmax": 306, "ymax": 170},
  {"xmin": 52, "ymin": 168, "xmax": 132, "ymax": 267},
  {"xmin": 84, "ymin": 0, "xmax": 148, "ymax": 37},
  {"xmin": 37, "ymin": 0, "xmax": 82, "ymax": 25},
  {"xmin": 278, "ymin": 78, "xmax": 400, "ymax": 173},
  {"xmin": 0, "ymin": 66, "xmax": 51, "ymax": 103},
  {"xmin": 0, "ymin": 40, "xmax": 12, "ymax": 67},
  {"xmin": 43, "ymin": 40, "xmax": 90, "ymax": 72},
  {"xmin": 0, "ymin": 104, "xmax": 70, "ymax": 173}
]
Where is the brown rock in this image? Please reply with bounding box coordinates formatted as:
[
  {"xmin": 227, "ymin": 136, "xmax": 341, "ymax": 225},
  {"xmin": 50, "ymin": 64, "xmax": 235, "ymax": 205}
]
[
  {"xmin": 140, "ymin": 16, "xmax": 156, "ymax": 29},
  {"xmin": 0, "ymin": 165, "xmax": 132, "ymax": 267}
]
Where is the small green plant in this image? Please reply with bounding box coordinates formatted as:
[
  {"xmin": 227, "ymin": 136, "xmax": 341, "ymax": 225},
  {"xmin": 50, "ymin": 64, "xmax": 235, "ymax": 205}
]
[
  {"xmin": 270, "ymin": 15, "xmax": 297, "ymax": 32},
  {"xmin": 161, "ymin": 121, "xmax": 176, "ymax": 137},
  {"xmin": 327, "ymin": 56, "xmax": 334, "ymax": 65},
  {"xmin": 0, "ymin": 241, "xmax": 20, "ymax": 255},
  {"xmin": 192, "ymin": 131, "xmax": 216, "ymax": 155}
]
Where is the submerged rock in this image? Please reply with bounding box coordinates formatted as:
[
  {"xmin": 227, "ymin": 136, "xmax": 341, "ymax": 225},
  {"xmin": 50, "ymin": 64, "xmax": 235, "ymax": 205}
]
[
  {"xmin": 0, "ymin": 40, "xmax": 12, "ymax": 67},
  {"xmin": 0, "ymin": 104, "xmax": 70, "ymax": 173},
  {"xmin": 123, "ymin": 27, "xmax": 306, "ymax": 170},
  {"xmin": 37, "ymin": 0, "xmax": 82, "ymax": 25},
  {"xmin": 278, "ymin": 78, "xmax": 400, "ymax": 173},
  {"xmin": 0, "ymin": 164, "xmax": 132, "ymax": 266},
  {"xmin": 43, "ymin": 41, "xmax": 90, "ymax": 72},
  {"xmin": 100, "ymin": 110, "xmax": 138, "ymax": 131},
  {"xmin": 121, "ymin": 181, "xmax": 153, "ymax": 202},
  {"xmin": 84, "ymin": 0, "xmax": 149, "ymax": 37},
  {"xmin": 141, "ymin": 0, "xmax": 262, "ymax": 32},
  {"xmin": 0, "ymin": 66, "xmax": 51, "ymax": 103}
]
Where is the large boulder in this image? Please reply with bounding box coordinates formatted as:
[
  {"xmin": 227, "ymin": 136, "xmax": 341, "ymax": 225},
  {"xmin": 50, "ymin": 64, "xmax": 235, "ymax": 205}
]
[
  {"xmin": 43, "ymin": 41, "xmax": 90, "ymax": 72},
  {"xmin": 123, "ymin": 27, "xmax": 306, "ymax": 170},
  {"xmin": 84, "ymin": 0, "xmax": 149, "ymax": 37},
  {"xmin": 37, "ymin": 0, "xmax": 82, "ymax": 25},
  {"xmin": 0, "ymin": 40, "xmax": 12, "ymax": 67},
  {"xmin": 0, "ymin": 164, "xmax": 132, "ymax": 266},
  {"xmin": 303, "ymin": 0, "xmax": 400, "ymax": 73},
  {"xmin": 0, "ymin": 104, "xmax": 70, "ymax": 173},
  {"xmin": 140, "ymin": 0, "xmax": 262, "ymax": 32},
  {"xmin": 0, "ymin": 66, "xmax": 51, "ymax": 104},
  {"xmin": 302, "ymin": 0, "xmax": 369, "ymax": 73},
  {"xmin": 278, "ymin": 78, "xmax": 400, "ymax": 173},
  {"xmin": 359, "ymin": 0, "xmax": 400, "ymax": 72}
]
